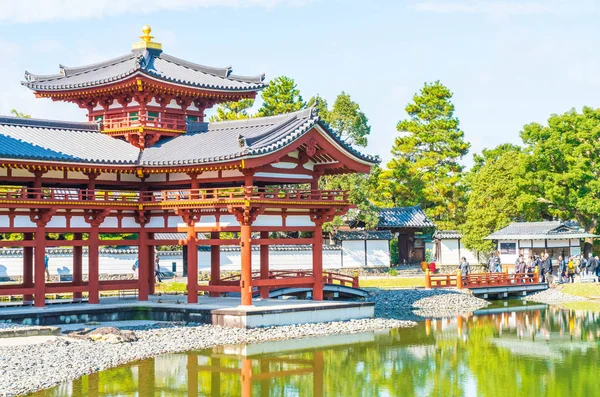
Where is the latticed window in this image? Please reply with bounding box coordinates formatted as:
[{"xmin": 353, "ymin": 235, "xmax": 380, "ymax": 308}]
[{"xmin": 148, "ymin": 111, "xmax": 159, "ymax": 121}]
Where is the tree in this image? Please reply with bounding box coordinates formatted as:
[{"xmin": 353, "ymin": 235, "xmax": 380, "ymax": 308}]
[
  {"xmin": 383, "ymin": 81, "xmax": 470, "ymax": 229},
  {"xmin": 460, "ymin": 144, "xmax": 539, "ymax": 255},
  {"xmin": 309, "ymin": 92, "xmax": 370, "ymax": 146},
  {"xmin": 307, "ymin": 92, "xmax": 378, "ymax": 230},
  {"xmin": 11, "ymin": 109, "xmax": 30, "ymax": 118},
  {"xmin": 257, "ymin": 76, "xmax": 305, "ymax": 117},
  {"xmin": 520, "ymin": 106, "xmax": 600, "ymax": 250},
  {"xmin": 209, "ymin": 99, "xmax": 254, "ymax": 122}
]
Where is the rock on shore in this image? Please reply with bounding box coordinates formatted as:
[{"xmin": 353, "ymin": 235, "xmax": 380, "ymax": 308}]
[
  {"xmin": 368, "ymin": 288, "xmax": 490, "ymax": 319},
  {"xmin": 524, "ymin": 288, "xmax": 588, "ymax": 305},
  {"xmin": 0, "ymin": 318, "xmax": 414, "ymax": 397}
]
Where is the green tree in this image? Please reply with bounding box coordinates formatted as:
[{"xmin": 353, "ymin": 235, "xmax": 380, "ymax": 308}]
[
  {"xmin": 257, "ymin": 76, "xmax": 305, "ymax": 117},
  {"xmin": 384, "ymin": 81, "xmax": 470, "ymax": 229},
  {"xmin": 461, "ymin": 144, "xmax": 539, "ymax": 255},
  {"xmin": 520, "ymin": 106, "xmax": 600, "ymax": 248},
  {"xmin": 209, "ymin": 99, "xmax": 254, "ymax": 122},
  {"xmin": 309, "ymin": 92, "xmax": 370, "ymax": 146}
]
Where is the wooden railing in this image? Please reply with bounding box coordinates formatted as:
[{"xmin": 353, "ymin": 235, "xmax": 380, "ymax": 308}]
[
  {"xmin": 219, "ymin": 270, "xmax": 359, "ymax": 289},
  {"xmin": 425, "ymin": 268, "xmax": 540, "ymax": 289},
  {"xmin": 0, "ymin": 187, "xmax": 350, "ymax": 205},
  {"xmin": 102, "ymin": 114, "xmax": 187, "ymax": 131}
]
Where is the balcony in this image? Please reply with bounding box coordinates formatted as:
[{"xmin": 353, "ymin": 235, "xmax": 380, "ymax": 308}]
[
  {"xmin": 0, "ymin": 187, "xmax": 350, "ymax": 209},
  {"xmin": 101, "ymin": 114, "xmax": 187, "ymax": 133}
]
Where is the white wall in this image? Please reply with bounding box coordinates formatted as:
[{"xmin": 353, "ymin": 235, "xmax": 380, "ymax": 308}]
[{"xmin": 437, "ymin": 238, "xmax": 479, "ymax": 266}]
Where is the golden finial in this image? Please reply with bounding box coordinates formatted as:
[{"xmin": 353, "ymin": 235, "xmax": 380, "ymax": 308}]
[
  {"xmin": 140, "ymin": 25, "xmax": 153, "ymax": 42},
  {"xmin": 132, "ymin": 25, "xmax": 162, "ymax": 51}
]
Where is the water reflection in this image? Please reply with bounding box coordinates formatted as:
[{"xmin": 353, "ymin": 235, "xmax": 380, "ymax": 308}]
[{"xmin": 32, "ymin": 304, "xmax": 600, "ymax": 397}]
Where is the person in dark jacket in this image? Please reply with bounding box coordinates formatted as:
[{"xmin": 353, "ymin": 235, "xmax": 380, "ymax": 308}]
[
  {"xmin": 558, "ymin": 256, "xmax": 566, "ymax": 283},
  {"xmin": 541, "ymin": 254, "xmax": 552, "ymax": 283},
  {"xmin": 586, "ymin": 253, "xmax": 597, "ymax": 281}
]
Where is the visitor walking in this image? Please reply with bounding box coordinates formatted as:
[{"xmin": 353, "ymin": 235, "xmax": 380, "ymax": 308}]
[
  {"xmin": 132, "ymin": 259, "xmax": 139, "ymax": 278},
  {"xmin": 541, "ymin": 254, "xmax": 552, "ymax": 284},
  {"xmin": 558, "ymin": 256, "xmax": 566, "ymax": 284},
  {"xmin": 459, "ymin": 257, "xmax": 470, "ymax": 285},
  {"xmin": 155, "ymin": 255, "xmax": 162, "ymax": 283},
  {"xmin": 488, "ymin": 253, "xmax": 496, "ymax": 273},
  {"xmin": 586, "ymin": 254, "xmax": 597, "ymax": 282},
  {"xmin": 567, "ymin": 257, "xmax": 576, "ymax": 283},
  {"xmin": 494, "ymin": 252, "xmax": 502, "ymax": 273},
  {"xmin": 44, "ymin": 253, "xmax": 50, "ymax": 281}
]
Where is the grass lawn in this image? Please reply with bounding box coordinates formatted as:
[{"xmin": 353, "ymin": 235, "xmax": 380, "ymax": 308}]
[
  {"xmin": 154, "ymin": 281, "xmax": 207, "ymax": 294},
  {"xmin": 560, "ymin": 283, "xmax": 600, "ymax": 299},
  {"xmin": 360, "ymin": 277, "xmax": 425, "ymax": 289}
]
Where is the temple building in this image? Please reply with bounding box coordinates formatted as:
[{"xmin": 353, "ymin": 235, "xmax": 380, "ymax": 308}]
[{"xmin": 0, "ymin": 26, "xmax": 378, "ymax": 307}]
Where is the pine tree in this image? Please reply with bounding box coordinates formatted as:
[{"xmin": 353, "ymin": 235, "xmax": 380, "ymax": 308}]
[
  {"xmin": 384, "ymin": 81, "xmax": 470, "ymax": 229},
  {"xmin": 257, "ymin": 76, "xmax": 305, "ymax": 117},
  {"xmin": 209, "ymin": 99, "xmax": 254, "ymax": 122}
]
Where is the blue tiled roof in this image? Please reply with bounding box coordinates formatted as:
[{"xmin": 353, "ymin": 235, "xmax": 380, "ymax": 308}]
[
  {"xmin": 377, "ymin": 205, "xmax": 435, "ymax": 229},
  {"xmin": 23, "ymin": 50, "xmax": 265, "ymax": 92},
  {"xmin": 332, "ymin": 230, "xmax": 394, "ymax": 241},
  {"xmin": 0, "ymin": 107, "xmax": 379, "ymax": 167}
]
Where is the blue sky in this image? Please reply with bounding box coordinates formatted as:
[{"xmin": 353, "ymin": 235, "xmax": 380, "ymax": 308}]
[{"xmin": 1, "ymin": 0, "xmax": 599, "ymax": 167}]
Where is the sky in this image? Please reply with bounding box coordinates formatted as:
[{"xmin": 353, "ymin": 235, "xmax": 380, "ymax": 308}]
[{"xmin": 1, "ymin": 0, "xmax": 599, "ymax": 168}]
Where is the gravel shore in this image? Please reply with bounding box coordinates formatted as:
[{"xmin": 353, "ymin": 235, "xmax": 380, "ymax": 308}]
[
  {"xmin": 369, "ymin": 288, "xmax": 490, "ymax": 320},
  {"xmin": 524, "ymin": 288, "xmax": 588, "ymax": 305},
  {"xmin": 0, "ymin": 318, "xmax": 413, "ymax": 396}
]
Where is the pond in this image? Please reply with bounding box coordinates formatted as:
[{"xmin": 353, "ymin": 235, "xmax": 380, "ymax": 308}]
[{"xmin": 29, "ymin": 303, "xmax": 600, "ymax": 396}]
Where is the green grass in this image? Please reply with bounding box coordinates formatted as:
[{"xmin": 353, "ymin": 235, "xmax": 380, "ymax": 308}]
[
  {"xmin": 359, "ymin": 277, "xmax": 425, "ymax": 289},
  {"xmin": 155, "ymin": 281, "xmax": 193, "ymax": 294},
  {"xmin": 560, "ymin": 283, "xmax": 600, "ymax": 299}
]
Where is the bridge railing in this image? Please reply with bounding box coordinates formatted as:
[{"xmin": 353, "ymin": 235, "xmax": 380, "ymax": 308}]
[
  {"xmin": 218, "ymin": 270, "xmax": 359, "ymax": 289},
  {"xmin": 425, "ymin": 268, "xmax": 540, "ymax": 289}
]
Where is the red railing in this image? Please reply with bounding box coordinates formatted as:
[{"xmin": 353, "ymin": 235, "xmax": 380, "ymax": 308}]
[
  {"xmin": 102, "ymin": 114, "xmax": 186, "ymax": 131},
  {"xmin": 219, "ymin": 270, "xmax": 359, "ymax": 289},
  {"xmin": 0, "ymin": 187, "xmax": 350, "ymax": 205},
  {"xmin": 425, "ymin": 270, "xmax": 540, "ymax": 289}
]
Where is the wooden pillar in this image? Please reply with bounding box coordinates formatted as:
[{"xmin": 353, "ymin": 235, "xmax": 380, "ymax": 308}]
[
  {"xmin": 240, "ymin": 222, "xmax": 253, "ymax": 306},
  {"xmin": 187, "ymin": 353, "xmax": 199, "ymax": 396},
  {"xmin": 210, "ymin": 232, "xmax": 220, "ymax": 297},
  {"xmin": 313, "ymin": 351, "xmax": 324, "ymax": 397},
  {"xmin": 312, "ymin": 224, "xmax": 324, "ymax": 301},
  {"xmin": 73, "ymin": 232, "xmax": 83, "ymax": 301},
  {"xmin": 259, "ymin": 231, "xmax": 269, "ymax": 299},
  {"xmin": 187, "ymin": 226, "xmax": 198, "ymax": 303},
  {"xmin": 23, "ymin": 232, "xmax": 33, "ymax": 303},
  {"xmin": 34, "ymin": 226, "xmax": 46, "ymax": 307},
  {"xmin": 148, "ymin": 233, "xmax": 156, "ymax": 296},
  {"xmin": 138, "ymin": 357, "xmax": 155, "ymax": 397},
  {"xmin": 241, "ymin": 358, "xmax": 252, "ymax": 397},
  {"xmin": 88, "ymin": 225, "xmax": 100, "ymax": 304},
  {"xmin": 138, "ymin": 229, "xmax": 149, "ymax": 301}
]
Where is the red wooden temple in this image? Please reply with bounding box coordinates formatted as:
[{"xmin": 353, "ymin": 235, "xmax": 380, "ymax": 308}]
[{"xmin": 0, "ymin": 26, "xmax": 378, "ymax": 307}]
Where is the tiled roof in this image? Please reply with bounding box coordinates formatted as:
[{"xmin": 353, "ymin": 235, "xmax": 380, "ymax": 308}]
[
  {"xmin": 0, "ymin": 116, "xmax": 139, "ymax": 165},
  {"xmin": 0, "ymin": 108, "xmax": 378, "ymax": 167},
  {"xmin": 377, "ymin": 205, "xmax": 435, "ymax": 229},
  {"xmin": 485, "ymin": 221, "xmax": 598, "ymax": 240},
  {"xmin": 22, "ymin": 50, "xmax": 265, "ymax": 92},
  {"xmin": 434, "ymin": 230, "xmax": 462, "ymax": 239},
  {"xmin": 332, "ymin": 230, "xmax": 394, "ymax": 241}
]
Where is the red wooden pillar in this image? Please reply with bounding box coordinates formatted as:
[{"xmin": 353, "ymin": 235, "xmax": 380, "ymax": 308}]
[
  {"xmin": 240, "ymin": 222, "xmax": 253, "ymax": 306},
  {"xmin": 187, "ymin": 226, "xmax": 198, "ymax": 303},
  {"xmin": 138, "ymin": 229, "xmax": 149, "ymax": 301},
  {"xmin": 210, "ymin": 232, "xmax": 220, "ymax": 297},
  {"xmin": 259, "ymin": 231, "xmax": 269, "ymax": 299},
  {"xmin": 23, "ymin": 232, "xmax": 33, "ymax": 303},
  {"xmin": 34, "ymin": 225, "xmax": 46, "ymax": 307},
  {"xmin": 73, "ymin": 233, "xmax": 83, "ymax": 301},
  {"xmin": 312, "ymin": 224, "xmax": 324, "ymax": 301},
  {"xmin": 88, "ymin": 225, "xmax": 100, "ymax": 304},
  {"xmin": 148, "ymin": 233, "xmax": 156, "ymax": 295}
]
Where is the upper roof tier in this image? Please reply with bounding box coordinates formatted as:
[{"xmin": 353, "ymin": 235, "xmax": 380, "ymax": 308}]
[{"xmin": 22, "ymin": 26, "xmax": 265, "ymax": 94}]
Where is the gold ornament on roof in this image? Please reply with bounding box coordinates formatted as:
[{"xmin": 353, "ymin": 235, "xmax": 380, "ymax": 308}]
[{"xmin": 132, "ymin": 25, "xmax": 162, "ymax": 51}]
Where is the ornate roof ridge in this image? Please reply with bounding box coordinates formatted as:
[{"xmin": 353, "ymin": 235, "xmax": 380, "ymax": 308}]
[
  {"xmin": 228, "ymin": 73, "xmax": 266, "ymax": 84},
  {"xmin": 158, "ymin": 53, "xmax": 232, "ymax": 78},
  {"xmin": 58, "ymin": 52, "xmax": 139, "ymax": 77},
  {"xmin": 208, "ymin": 108, "xmax": 312, "ymax": 129},
  {"xmin": 0, "ymin": 115, "xmax": 100, "ymax": 131}
]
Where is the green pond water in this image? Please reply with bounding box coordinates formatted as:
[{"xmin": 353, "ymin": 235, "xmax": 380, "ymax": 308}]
[{"xmin": 30, "ymin": 302, "xmax": 600, "ymax": 397}]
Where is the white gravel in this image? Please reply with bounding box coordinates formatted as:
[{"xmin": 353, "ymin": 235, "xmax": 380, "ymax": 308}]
[
  {"xmin": 0, "ymin": 318, "xmax": 414, "ymax": 396},
  {"xmin": 524, "ymin": 288, "xmax": 589, "ymax": 305}
]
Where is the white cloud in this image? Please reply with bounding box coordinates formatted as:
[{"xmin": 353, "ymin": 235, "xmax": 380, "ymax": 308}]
[
  {"xmin": 0, "ymin": 0, "xmax": 313, "ymax": 24},
  {"xmin": 410, "ymin": 0, "xmax": 599, "ymax": 17}
]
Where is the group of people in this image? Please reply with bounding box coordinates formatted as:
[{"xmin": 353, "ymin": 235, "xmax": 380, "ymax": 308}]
[{"xmin": 457, "ymin": 251, "xmax": 600, "ymax": 285}]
